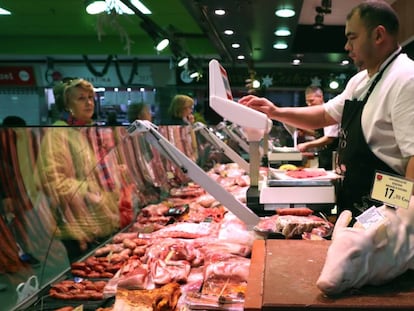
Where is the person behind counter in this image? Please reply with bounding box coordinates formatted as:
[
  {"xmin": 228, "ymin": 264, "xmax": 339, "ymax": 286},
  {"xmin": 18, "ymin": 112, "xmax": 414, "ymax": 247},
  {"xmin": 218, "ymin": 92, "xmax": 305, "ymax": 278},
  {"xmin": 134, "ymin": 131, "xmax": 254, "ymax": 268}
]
[
  {"xmin": 239, "ymin": 0, "xmax": 414, "ymax": 217},
  {"xmin": 296, "ymin": 86, "xmax": 339, "ymax": 170},
  {"xmin": 165, "ymin": 94, "xmax": 195, "ymax": 125},
  {"xmin": 35, "ymin": 78, "xmax": 120, "ymax": 261},
  {"xmin": 127, "ymin": 102, "xmax": 152, "ymax": 123}
]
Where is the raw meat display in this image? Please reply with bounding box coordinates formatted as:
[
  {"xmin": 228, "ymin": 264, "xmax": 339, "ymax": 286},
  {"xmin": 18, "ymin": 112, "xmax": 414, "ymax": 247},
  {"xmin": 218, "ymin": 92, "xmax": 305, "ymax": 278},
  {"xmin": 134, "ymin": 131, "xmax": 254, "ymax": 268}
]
[
  {"xmin": 285, "ymin": 168, "xmax": 328, "ymax": 179},
  {"xmin": 111, "ymin": 282, "xmax": 181, "ymax": 311},
  {"xmin": 255, "ymin": 211, "xmax": 333, "ymax": 239},
  {"xmin": 49, "ymin": 280, "xmax": 107, "ymax": 300},
  {"xmin": 317, "ymin": 196, "xmax": 414, "ymax": 295}
]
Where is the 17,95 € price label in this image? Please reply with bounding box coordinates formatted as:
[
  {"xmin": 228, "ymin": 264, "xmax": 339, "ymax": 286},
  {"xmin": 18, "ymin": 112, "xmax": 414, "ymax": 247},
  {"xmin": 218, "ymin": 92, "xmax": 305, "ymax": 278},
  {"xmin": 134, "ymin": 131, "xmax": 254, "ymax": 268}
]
[{"xmin": 371, "ymin": 171, "xmax": 414, "ymax": 209}]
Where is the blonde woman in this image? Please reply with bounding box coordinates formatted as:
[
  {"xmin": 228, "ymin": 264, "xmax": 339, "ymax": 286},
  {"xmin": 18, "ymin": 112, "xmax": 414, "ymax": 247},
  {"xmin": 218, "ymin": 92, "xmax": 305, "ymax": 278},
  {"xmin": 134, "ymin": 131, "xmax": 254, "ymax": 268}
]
[
  {"xmin": 166, "ymin": 94, "xmax": 194, "ymax": 125},
  {"xmin": 36, "ymin": 78, "xmax": 120, "ymax": 261}
]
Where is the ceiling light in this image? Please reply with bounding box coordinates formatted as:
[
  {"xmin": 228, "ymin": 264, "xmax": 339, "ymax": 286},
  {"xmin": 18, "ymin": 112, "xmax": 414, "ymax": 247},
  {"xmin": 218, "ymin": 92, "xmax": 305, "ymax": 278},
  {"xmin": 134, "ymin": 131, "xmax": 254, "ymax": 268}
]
[
  {"xmin": 292, "ymin": 59, "xmax": 301, "ymax": 65},
  {"xmin": 0, "ymin": 7, "xmax": 11, "ymax": 15},
  {"xmin": 116, "ymin": 1, "xmax": 134, "ymax": 14},
  {"xmin": 237, "ymin": 55, "xmax": 245, "ymax": 60},
  {"xmin": 215, "ymin": 9, "xmax": 226, "ymax": 16},
  {"xmin": 275, "ymin": 8, "xmax": 295, "ymax": 18},
  {"xmin": 155, "ymin": 38, "xmax": 169, "ymax": 52},
  {"xmin": 130, "ymin": 0, "xmax": 152, "ymax": 14},
  {"xmin": 190, "ymin": 71, "xmax": 200, "ymax": 79},
  {"xmin": 232, "ymin": 43, "xmax": 240, "ymax": 48},
  {"xmin": 85, "ymin": 0, "xmax": 152, "ymax": 15},
  {"xmin": 177, "ymin": 56, "xmax": 189, "ymax": 67},
  {"xmin": 252, "ymin": 80, "xmax": 261, "ymax": 88},
  {"xmin": 140, "ymin": 21, "xmax": 170, "ymax": 52},
  {"xmin": 224, "ymin": 29, "xmax": 234, "ymax": 35},
  {"xmin": 341, "ymin": 60, "xmax": 350, "ymax": 66},
  {"xmin": 189, "ymin": 68, "xmax": 202, "ymax": 79},
  {"xmin": 273, "ymin": 42, "xmax": 288, "ymax": 50},
  {"xmin": 274, "ymin": 28, "xmax": 291, "ymax": 36},
  {"xmin": 85, "ymin": 0, "xmax": 107, "ymax": 14},
  {"xmin": 329, "ymin": 80, "xmax": 339, "ymax": 90}
]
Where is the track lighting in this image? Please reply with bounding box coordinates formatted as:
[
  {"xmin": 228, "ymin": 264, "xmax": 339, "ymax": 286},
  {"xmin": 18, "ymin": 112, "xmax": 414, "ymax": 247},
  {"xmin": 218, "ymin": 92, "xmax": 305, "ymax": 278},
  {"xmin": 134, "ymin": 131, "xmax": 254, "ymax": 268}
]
[
  {"xmin": 85, "ymin": 0, "xmax": 106, "ymax": 15},
  {"xmin": 140, "ymin": 21, "xmax": 170, "ymax": 52}
]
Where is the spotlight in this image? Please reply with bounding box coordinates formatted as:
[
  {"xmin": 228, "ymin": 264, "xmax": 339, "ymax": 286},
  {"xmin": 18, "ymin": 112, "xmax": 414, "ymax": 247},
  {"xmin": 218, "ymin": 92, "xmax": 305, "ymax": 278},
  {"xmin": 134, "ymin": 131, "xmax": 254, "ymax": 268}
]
[
  {"xmin": 189, "ymin": 71, "xmax": 201, "ymax": 79},
  {"xmin": 85, "ymin": 0, "xmax": 107, "ymax": 15},
  {"xmin": 140, "ymin": 21, "xmax": 170, "ymax": 52},
  {"xmin": 177, "ymin": 55, "xmax": 189, "ymax": 67},
  {"xmin": 155, "ymin": 38, "xmax": 169, "ymax": 52}
]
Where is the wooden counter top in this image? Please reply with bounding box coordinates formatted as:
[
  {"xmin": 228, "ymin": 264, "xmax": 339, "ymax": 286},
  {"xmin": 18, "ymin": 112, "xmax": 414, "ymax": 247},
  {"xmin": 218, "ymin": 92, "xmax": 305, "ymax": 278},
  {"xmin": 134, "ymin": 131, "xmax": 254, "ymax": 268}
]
[{"xmin": 245, "ymin": 239, "xmax": 414, "ymax": 310}]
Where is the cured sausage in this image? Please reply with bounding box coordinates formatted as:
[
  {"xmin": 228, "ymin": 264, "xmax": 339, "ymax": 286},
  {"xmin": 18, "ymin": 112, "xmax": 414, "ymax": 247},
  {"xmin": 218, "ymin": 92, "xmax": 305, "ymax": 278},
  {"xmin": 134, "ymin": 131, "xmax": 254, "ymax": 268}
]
[{"xmin": 276, "ymin": 207, "xmax": 314, "ymax": 216}]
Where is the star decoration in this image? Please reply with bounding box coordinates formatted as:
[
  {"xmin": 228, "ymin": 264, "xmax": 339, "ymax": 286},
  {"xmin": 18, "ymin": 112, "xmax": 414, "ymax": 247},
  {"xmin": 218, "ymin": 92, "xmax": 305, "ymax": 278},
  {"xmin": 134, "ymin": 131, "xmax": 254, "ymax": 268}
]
[
  {"xmin": 262, "ymin": 75, "xmax": 273, "ymax": 88},
  {"xmin": 310, "ymin": 76, "xmax": 322, "ymax": 86}
]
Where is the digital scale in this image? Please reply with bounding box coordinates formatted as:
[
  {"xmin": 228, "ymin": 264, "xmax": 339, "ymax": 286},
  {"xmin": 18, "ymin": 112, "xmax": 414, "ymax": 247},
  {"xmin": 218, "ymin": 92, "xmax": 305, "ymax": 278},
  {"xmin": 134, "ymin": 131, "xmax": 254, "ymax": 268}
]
[{"xmin": 259, "ymin": 178, "xmax": 336, "ymax": 213}]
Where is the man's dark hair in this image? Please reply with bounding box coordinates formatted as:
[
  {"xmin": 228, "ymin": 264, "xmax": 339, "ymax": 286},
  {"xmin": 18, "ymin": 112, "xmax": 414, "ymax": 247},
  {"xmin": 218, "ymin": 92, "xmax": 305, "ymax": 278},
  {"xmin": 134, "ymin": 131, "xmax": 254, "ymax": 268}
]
[{"xmin": 347, "ymin": 0, "xmax": 399, "ymax": 36}]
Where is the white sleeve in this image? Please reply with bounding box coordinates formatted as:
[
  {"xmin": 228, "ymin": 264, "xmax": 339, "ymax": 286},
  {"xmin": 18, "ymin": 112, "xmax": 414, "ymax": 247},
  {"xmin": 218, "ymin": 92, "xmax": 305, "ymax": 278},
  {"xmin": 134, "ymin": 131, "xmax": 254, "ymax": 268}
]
[{"xmin": 323, "ymin": 123, "xmax": 339, "ymax": 137}]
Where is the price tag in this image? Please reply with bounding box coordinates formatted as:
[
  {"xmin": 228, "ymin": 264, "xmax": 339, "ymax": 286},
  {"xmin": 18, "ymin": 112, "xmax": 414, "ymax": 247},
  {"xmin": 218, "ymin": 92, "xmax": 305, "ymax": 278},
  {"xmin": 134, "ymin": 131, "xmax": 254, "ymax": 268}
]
[{"xmin": 371, "ymin": 171, "xmax": 414, "ymax": 209}]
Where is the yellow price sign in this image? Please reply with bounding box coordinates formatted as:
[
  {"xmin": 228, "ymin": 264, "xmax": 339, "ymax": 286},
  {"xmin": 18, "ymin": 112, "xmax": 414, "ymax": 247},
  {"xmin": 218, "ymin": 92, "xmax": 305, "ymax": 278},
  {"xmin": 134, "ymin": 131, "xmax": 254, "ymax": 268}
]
[{"xmin": 371, "ymin": 171, "xmax": 413, "ymax": 209}]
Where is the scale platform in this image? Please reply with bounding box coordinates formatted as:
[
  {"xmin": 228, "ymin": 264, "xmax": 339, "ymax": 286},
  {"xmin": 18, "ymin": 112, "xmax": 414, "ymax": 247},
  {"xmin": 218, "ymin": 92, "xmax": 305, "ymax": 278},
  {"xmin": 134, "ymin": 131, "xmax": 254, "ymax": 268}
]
[
  {"xmin": 259, "ymin": 178, "xmax": 336, "ymax": 212},
  {"xmin": 268, "ymin": 147, "xmax": 302, "ymax": 162}
]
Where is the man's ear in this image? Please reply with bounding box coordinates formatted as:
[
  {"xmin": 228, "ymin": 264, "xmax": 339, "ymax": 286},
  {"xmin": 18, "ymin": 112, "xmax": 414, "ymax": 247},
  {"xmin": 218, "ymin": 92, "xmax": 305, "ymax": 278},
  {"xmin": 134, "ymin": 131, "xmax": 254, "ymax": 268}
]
[{"xmin": 374, "ymin": 25, "xmax": 386, "ymax": 43}]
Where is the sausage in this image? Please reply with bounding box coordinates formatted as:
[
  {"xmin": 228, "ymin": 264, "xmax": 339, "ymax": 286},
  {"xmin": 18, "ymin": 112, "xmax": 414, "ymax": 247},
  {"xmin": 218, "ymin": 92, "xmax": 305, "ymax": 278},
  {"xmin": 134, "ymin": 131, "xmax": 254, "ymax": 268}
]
[
  {"xmin": 71, "ymin": 269, "xmax": 87, "ymax": 277},
  {"xmin": 276, "ymin": 207, "xmax": 314, "ymax": 216}
]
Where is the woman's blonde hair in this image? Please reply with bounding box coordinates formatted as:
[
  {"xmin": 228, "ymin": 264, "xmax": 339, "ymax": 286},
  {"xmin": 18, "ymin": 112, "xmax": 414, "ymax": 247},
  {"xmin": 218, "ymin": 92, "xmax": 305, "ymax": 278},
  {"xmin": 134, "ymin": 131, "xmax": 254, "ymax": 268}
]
[
  {"xmin": 168, "ymin": 94, "xmax": 194, "ymax": 118},
  {"xmin": 53, "ymin": 78, "xmax": 95, "ymax": 112}
]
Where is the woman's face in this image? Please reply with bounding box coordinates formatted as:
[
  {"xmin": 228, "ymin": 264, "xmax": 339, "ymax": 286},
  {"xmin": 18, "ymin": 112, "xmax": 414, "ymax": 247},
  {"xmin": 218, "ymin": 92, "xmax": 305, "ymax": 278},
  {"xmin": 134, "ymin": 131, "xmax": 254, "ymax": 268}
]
[
  {"xmin": 67, "ymin": 87, "xmax": 95, "ymax": 122},
  {"xmin": 182, "ymin": 103, "xmax": 193, "ymax": 118}
]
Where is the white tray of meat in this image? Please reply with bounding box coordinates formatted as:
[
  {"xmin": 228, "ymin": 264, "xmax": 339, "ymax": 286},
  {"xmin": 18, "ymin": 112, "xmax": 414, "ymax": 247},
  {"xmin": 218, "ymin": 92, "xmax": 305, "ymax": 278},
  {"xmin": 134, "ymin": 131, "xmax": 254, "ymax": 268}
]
[{"xmin": 269, "ymin": 168, "xmax": 340, "ymax": 181}]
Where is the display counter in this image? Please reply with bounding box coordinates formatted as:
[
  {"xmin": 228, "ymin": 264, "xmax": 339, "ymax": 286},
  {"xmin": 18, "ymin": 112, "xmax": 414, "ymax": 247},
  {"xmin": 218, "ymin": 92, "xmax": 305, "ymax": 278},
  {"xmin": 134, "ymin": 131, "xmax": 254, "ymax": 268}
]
[{"xmin": 245, "ymin": 239, "xmax": 414, "ymax": 311}]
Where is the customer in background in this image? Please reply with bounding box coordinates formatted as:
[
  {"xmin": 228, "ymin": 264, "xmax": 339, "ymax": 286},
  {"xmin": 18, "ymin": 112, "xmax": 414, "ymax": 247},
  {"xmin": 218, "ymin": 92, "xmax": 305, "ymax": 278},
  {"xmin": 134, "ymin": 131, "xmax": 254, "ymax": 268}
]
[
  {"xmin": 166, "ymin": 94, "xmax": 195, "ymax": 125},
  {"xmin": 296, "ymin": 86, "xmax": 339, "ymax": 170},
  {"xmin": 106, "ymin": 111, "xmax": 121, "ymax": 126},
  {"xmin": 239, "ymin": 0, "xmax": 414, "ymax": 217},
  {"xmin": 35, "ymin": 78, "xmax": 120, "ymax": 261},
  {"xmin": 127, "ymin": 102, "xmax": 152, "ymax": 123},
  {"xmin": 1, "ymin": 115, "xmax": 27, "ymax": 127},
  {"xmin": 51, "ymin": 77, "xmax": 96, "ymax": 126}
]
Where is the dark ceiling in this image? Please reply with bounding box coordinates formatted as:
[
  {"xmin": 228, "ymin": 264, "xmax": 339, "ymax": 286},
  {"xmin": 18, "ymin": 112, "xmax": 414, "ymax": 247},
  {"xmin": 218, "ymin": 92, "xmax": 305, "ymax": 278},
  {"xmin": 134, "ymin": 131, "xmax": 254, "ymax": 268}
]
[{"xmin": 0, "ymin": 0, "xmax": 410, "ymax": 71}]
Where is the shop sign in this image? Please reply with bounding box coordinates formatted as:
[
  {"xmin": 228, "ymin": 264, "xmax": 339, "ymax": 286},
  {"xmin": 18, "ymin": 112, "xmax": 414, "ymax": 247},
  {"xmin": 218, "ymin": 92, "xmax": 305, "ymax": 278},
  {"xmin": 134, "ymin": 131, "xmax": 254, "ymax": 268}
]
[{"xmin": 0, "ymin": 66, "xmax": 36, "ymax": 86}]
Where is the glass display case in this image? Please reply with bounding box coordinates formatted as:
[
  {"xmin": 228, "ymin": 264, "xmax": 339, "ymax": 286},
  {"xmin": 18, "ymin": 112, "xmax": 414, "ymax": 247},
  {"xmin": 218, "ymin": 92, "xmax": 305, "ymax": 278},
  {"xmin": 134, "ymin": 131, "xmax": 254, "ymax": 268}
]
[{"xmin": 0, "ymin": 124, "xmax": 207, "ymax": 310}]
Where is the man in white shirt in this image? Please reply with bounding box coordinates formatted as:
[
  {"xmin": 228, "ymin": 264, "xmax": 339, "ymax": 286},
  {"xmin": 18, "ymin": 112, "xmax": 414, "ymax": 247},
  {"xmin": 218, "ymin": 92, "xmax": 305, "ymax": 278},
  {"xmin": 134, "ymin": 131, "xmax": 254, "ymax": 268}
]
[
  {"xmin": 296, "ymin": 86, "xmax": 339, "ymax": 170},
  {"xmin": 239, "ymin": 0, "xmax": 414, "ymax": 216}
]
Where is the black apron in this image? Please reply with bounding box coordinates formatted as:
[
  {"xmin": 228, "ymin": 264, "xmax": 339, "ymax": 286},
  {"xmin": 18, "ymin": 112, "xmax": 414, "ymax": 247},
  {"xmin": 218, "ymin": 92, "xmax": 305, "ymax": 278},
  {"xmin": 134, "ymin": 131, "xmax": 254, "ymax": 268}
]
[
  {"xmin": 336, "ymin": 53, "xmax": 400, "ymax": 216},
  {"xmin": 315, "ymin": 127, "xmax": 339, "ymax": 170}
]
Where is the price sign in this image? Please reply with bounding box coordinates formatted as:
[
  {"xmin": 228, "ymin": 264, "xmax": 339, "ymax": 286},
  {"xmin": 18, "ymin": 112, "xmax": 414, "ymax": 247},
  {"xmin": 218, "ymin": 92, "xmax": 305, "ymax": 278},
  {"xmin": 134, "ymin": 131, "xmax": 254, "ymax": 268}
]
[{"xmin": 371, "ymin": 171, "xmax": 414, "ymax": 209}]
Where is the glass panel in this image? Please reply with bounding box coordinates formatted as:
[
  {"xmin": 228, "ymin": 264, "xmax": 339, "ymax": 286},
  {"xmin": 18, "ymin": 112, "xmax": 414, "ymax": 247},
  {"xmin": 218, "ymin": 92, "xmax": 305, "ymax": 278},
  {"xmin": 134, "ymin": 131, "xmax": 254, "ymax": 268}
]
[{"xmin": 0, "ymin": 124, "xmax": 206, "ymax": 310}]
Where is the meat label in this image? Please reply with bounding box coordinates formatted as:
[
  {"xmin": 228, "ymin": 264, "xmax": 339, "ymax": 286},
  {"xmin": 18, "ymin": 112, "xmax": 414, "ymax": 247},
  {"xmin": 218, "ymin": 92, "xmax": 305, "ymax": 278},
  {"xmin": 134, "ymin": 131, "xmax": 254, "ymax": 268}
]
[{"xmin": 371, "ymin": 171, "xmax": 414, "ymax": 209}]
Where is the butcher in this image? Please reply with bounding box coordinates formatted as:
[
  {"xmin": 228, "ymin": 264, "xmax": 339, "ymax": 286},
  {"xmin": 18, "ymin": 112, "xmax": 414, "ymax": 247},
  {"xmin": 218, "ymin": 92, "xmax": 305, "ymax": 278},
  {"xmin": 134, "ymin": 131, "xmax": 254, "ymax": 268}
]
[{"xmin": 239, "ymin": 0, "xmax": 414, "ymax": 217}]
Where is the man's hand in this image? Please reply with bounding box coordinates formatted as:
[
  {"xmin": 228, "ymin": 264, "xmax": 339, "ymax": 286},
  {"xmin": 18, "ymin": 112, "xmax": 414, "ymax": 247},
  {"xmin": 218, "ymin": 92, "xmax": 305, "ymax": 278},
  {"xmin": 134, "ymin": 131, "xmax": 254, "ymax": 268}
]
[
  {"xmin": 239, "ymin": 95, "xmax": 278, "ymax": 118},
  {"xmin": 297, "ymin": 142, "xmax": 309, "ymax": 152}
]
